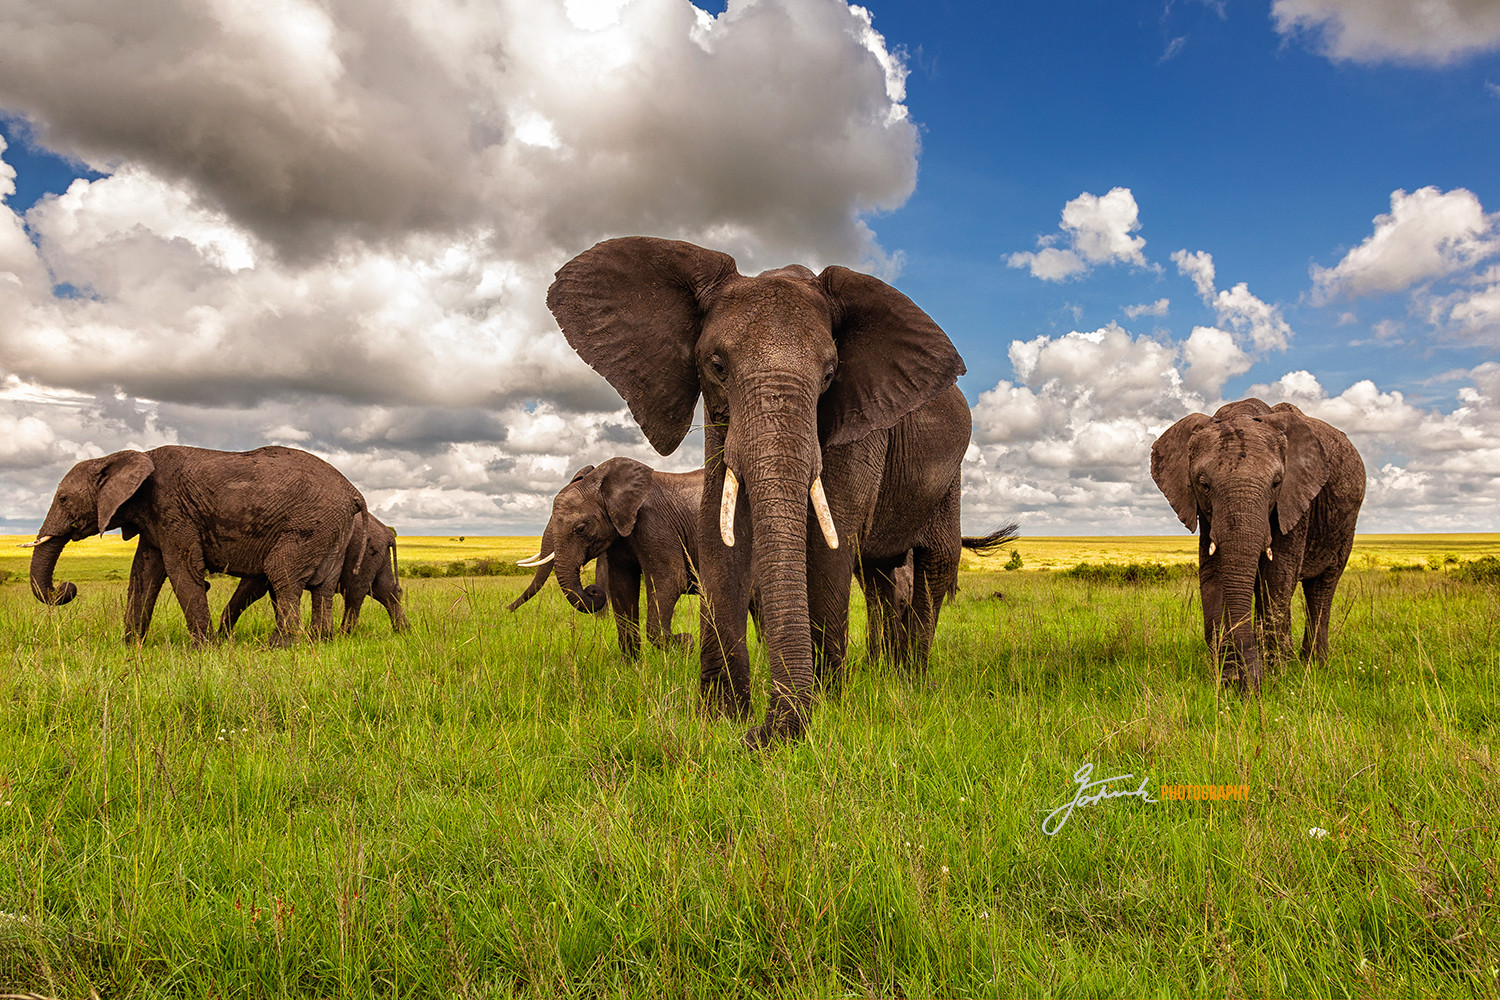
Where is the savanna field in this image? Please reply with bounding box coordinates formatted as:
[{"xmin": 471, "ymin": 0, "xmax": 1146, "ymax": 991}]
[{"xmin": 0, "ymin": 534, "xmax": 1497, "ymax": 998}]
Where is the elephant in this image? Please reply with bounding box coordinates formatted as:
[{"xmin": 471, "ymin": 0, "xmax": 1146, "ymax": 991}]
[
  {"xmin": 218, "ymin": 513, "xmax": 409, "ymax": 636},
  {"xmin": 507, "ymin": 458, "xmax": 702, "ymax": 658},
  {"xmin": 549, "ymin": 236, "xmax": 975, "ymax": 746},
  {"xmin": 1150, "ymin": 398, "xmax": 1366, "ymax": 690},
  {"xmin": 27, "ymin": 445, "xmax": 366, "ymax": 646},
  {"xmin": 860, "ymin": 526, "xmax": 1020, "ymax": 664}
]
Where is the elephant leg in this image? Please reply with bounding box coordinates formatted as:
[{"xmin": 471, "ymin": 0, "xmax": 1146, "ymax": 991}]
[
  {"xmin": 1300, "ymin": 567, "xmax": 1343, "ymax": 662},
  {"xmin": 340, "ymin": 591, "xmax": 365, "ymax": 633},
  {"xmin": 606, "ymin": 558, "xmax": 643, "ymax": 659},
  {"xmin": 858, "ymin": 562, "xmax": 892, "ymax": 665},
  {"xmin": 807, "ymin": 541, "xmax": 856, "ymax": 691},
  {"xmin": 124, "ymin": 543, "xmax": 167, "ymax": 644},
  {"xmin": 697, "ymin": 468, "xmax": 754, "ymax": 721},
  {"xmin": 645, "ymin": 576, "xmax": 690, "ymax": 651},
  {"xmin": 308, "ymin": 583, "xmax": 337, "ymax": 640},
  {"xmin": 162, "ymin": 547, "xmax": 213, "ymax": 646},
  {"xmin": 1256, "ymin": 553, "xmax": 1299, "ymax": 668},
  {"xmin": 1198, "ymin": 545, "xmax": 1225, "ymax": 655},
  {"xmin": 904, "ymin": 541, "xmax": 959, "ymax": 675},
  {"xmin": 220, "ymin": 575, "xmax": 270, "ymax": 636}
]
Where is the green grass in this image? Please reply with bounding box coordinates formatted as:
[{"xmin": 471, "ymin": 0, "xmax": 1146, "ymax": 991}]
[{"xmin": 0, "ymin": 541, "xmax": 1497, "ymax": 997}]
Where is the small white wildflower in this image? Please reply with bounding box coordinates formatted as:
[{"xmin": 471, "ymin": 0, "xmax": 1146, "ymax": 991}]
[
  {"xmin": 978, "ymin": 910, "xmax": 989, "ymax": 920},
  {"xmin": 217, "ymin": 736, "xmax": 225, "ymax": 742},
  {"xmin": 959, "ymin": 796, "xmax": 966, "ymax": 803},
  {"xmin": 1310, "ymin": 827, "xmax": 1330, "ymax": 839},
  {"xmin": 941, "ymin": 866, "xmax": 949, "ymax": 875}
]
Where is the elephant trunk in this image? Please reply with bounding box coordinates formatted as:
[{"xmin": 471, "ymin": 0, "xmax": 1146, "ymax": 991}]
[
  {"xmin": 555, "ymin": 546, "xmax": 607, "ymax": 614},
  {"xmin": 29, "ymin": 534, "xmax": 78, "ymax": 606},
  {"xmin": 1210, "ymin": 494, "xmax": 1273, "ymax": 689},
  {"xmin": 732, "ymin": 386, "xmax": 820, "ymax": 742},
  {"xmin": 507, "ymin": 527, "xmax": 557, "ymax": 611}
]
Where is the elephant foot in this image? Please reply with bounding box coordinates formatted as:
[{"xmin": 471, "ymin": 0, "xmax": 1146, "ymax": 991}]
[
  {"xmin": 742, "ymin": 701, "xmax": 808, "ymax": 750},
  {"xmin": 267, "ymin": 631, "xmax": 296, "ymax": 650},
  {"xmin": 698, "ymin": 680, "xmax": 751, "ymax": 722}
]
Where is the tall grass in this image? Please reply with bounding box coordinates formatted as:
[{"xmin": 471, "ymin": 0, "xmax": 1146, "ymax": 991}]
[{"xmin": 0, "ymin": 560, "xmax": 1496, "ymax": 997}]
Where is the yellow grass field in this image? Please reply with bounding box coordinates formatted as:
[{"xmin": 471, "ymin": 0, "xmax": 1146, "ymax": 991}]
[{"xmin": 3, "ymin": 532, "xmax": 1498, "ymax": 584}]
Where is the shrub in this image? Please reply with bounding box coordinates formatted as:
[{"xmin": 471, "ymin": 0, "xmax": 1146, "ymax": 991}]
[
  {"xmin": 1456, "ymin": 555, "xmax": 1500, "ymax": 585},
  {"xmin": 1003, "ymin": 549, "xmax": 1023, "ymax": 571},
  {"xmin": 1063, "ymin": 561, "xmax": 1196, "ymax": 585},
  {"xmin": 401, "ymin": 558, "xmax": 533, "ymax": 579}
]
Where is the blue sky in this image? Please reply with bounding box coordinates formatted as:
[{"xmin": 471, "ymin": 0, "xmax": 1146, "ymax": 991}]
[{"xmin": 2, "ymin": 0, "xmax": 1499, "ymax": 534}]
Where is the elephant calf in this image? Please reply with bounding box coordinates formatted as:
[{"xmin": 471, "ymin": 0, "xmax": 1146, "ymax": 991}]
[
  {"xmin": 509, "ymin": 458, "xmax": 701, "ymax": 658},
  {"xmin": 1151, "ymin": 398, "xmax": 1365, "ymax": 689},
  {"xmin": 220, "ymin": 513, "xmax": 409, "ymax": 636}
]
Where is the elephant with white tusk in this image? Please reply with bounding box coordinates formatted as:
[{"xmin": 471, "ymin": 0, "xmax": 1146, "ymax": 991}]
[
  {"xmin": 549, "ymin": 236, "xmax": 976, "ymax": 747},
  {"xmin": 508, "ymin": 459, "xmax": 702, "ymax": 659},
  {"xmin": 1151, "ymin": 398, "xmax": 1366, "ymax": 690}
]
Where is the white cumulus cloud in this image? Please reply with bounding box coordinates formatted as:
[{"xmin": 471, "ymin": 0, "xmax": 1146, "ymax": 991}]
[
  {"xmin": 1272, "ymin": 0, "xmax": 1500, "ymax": 65},
  {"xmin": 1008, "ymin": 187, "xmax": 1149, "ymax": 281}
]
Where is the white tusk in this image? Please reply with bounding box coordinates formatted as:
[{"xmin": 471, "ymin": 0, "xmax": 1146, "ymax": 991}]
[
  {"xmin": 1208, "ymin": 541, "xmax": 1215, "ymax": 557},
  {"xmin": 810, "ymin": 477, "xmax": 839, "ymax": 550},
  {"xmin": 19, "ymin": 535, "xmax": 52, "ymax": 548},
  {"xmin": 517, "ymin": 551, "xmax": 554, "ymax": 568},
  {"xmin": 1265, "ymin": 547, "xmax": 1273, "ymax": 562},
  {"xmin": 720, "ymin": 467, "xmax": 739, "ymax": 547}
]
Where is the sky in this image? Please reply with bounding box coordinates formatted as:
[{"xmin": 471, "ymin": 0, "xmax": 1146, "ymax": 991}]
[{"xmin": 2, "ymin": 0, "xmax": 1499, "ymax": 537}]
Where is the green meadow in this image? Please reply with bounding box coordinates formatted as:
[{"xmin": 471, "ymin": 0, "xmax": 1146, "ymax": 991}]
[{"xmin": 0, "ymin": 535, "xmax": 1497, "ymax": 998}]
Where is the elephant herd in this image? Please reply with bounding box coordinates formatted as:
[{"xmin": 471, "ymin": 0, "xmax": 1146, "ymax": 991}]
[
  {"xmin": 26, "ymin": 445, "xmax": 407, "ymax": 647},
  {"xmin": 24, "ymin": 235, "xmax": 1366, "ymax": 747}
]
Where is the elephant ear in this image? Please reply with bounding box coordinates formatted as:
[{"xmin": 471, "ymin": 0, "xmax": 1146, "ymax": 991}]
[
  {"xmin": 96, "ymin": 450, "xmax": 154, "ymax": 534},
  {"xmin": 817, "ymin": 266, "xmax": 966, "ymax": 447},
  {"xmin": 596, "ymin": 458, "xmax": 653, "ymax": 537},
  {"xmin": 548, "ymin": 237, "xmax": 739, "ymax": 455},
  {"xmin": 1263, "ymin": 406, "xmax": 1328, "ymax": 534},
  {"xmin": 1150, "ymin": 413, "xmax": 1211, "ymax": 533},
  {"xmin": 569, "ymin": 465, "xmax": 596, "ymax": 484}
]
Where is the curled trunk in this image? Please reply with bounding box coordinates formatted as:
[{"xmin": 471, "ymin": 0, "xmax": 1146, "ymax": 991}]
[
  {"xmin": 556, "ymin": 550, "xmax": 607, "ymax": 614},
  {"xmin": 29, "ymin": 535, "xmax": 78, "ymax": 606}
]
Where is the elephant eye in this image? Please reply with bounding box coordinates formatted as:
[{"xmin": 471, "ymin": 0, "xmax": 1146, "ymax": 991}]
[
  {"xmin": 1272, "ymin": 476, "xmax": 1283, "ymax": 488},
  {"xmin": 708, "ymin": 354, "xmax": 727, "ymax": 379},
  {"xmin": 573, "ymin": 523, "xmax": 588, "ymax": 535},
  {"xmin": 821, "ymin": 363, "xmax": 836, "ymax": 389}
]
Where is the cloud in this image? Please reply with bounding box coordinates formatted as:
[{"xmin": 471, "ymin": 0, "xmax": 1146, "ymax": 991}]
[
  {"xmin": 0, "ymin": 0, "xmax": 918, "ymax": 531},
  {"xmin": 964, "ymin": 321, "xmax": 1500, "ymax": 534},
  {"xmin": 1173, "ymin": 247, "xmax": 1291, "ymax": 352},
  {"xmin": 1272, "ymin": 0, "xmax": 1500, "ymax": 65},
  {"xmin": 1312, "ymin": 187, "xmax": 1499, "ymax": 301},
  {"xmin": 1008, "ymin": 187, "xmax": 1149, "ymax": 281},
  {"xmin": 1124, "ymin": 298, "xmax": 1170, "ymax": 319}
]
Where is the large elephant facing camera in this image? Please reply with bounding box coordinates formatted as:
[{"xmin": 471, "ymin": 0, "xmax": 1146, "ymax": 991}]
[
  {"xmin": 1151, "ymin": 399, "xmax": 1365, "ymax": 689},
  {"xmin": 507, "ymin": 458, "xmax": 702, "ymax": 658},
  {"xmin": 550, "ymin": 236, "xmax": 974, "ymax": 746},
  {"xmin": 27, "ymin": 445, "xmax": 366, "ymax": 646}
]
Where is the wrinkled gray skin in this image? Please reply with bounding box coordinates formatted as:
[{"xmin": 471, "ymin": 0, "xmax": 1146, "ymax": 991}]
[
  {"xmin": 219, "ymin": 513, "xmax": 408, "ymax": 635},
  {"xmin": 1151, "ymin": 399, "xmax": 1366, "ymax": 690},
  {"xmin": 508, "ymin": 459, "xmax": 701, "ymax": 658},
  {"xmin": 550, "ymin": 236, "xmax": 974, "ymax": 747},
  {"xmin": 29, "ymin": 445, "xmax": 365, "ymax": 646}
]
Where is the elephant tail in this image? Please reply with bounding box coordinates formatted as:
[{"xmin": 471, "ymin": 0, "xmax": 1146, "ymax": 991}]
[
  {"xmin": 961, "ymin": 522, "xmax": 1021, "ymax": 556},
  {"xmin": 389, "ymin": 527, "xmax": 400, "ymax": 585}
]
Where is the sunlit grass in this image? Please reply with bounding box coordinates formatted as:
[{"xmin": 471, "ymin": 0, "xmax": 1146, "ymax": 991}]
[{"xmin": 0, "ymin": 546, "xmax": 1497, "ymax": 997}]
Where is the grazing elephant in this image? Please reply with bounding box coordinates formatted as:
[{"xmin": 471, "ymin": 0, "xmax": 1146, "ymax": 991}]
[
  {"xmin": 219, "ymin": 513, "xmax": 409, "ymax": 636},
  {"xmin": 861, "ymin": 526, "xmax": 1020, "ymax": 664},
  {"xmin": 549, "ymin": 236, "xmax": 973, "ymax": 746},
  {"xmin": 27, "ymin": 445, "xmax": 365, "ymax": 646},
  {"xmin": 508, "ymin": 458, "xmax": 702, "ymax": 658},
  {"xmin": 1151, "ymin": 398, "xmax": 1366, "ymax": 689}
]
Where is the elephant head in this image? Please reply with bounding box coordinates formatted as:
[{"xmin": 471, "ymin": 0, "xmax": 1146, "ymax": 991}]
[
  {"xmin": 508, "ymin": 459, "xmax": 654, "ymax": 614},
  {"xmin": 548, "ymin": 237, "xmax": 963, "ymax": 734},
  {"xmin": 1151, "ymin": 399, "xmax": 1329, "ymax": 684},
  {"xmin": 27, "ymin": 450, "xmax": 155, "ymax": 606}
]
